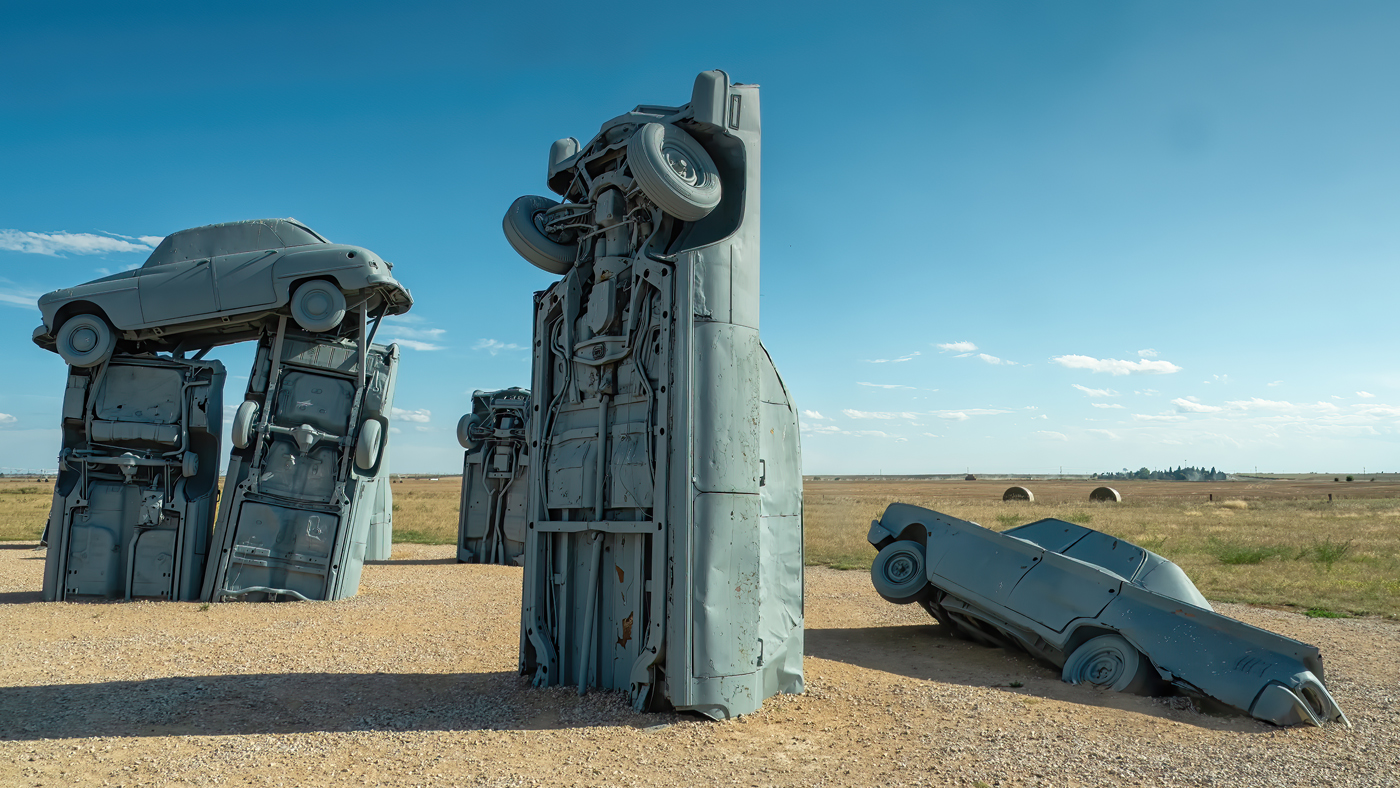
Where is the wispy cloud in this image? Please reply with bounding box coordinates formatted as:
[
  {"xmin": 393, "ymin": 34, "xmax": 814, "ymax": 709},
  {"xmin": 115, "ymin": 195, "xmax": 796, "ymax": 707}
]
[
  {"xmin": 1071, "ymin": 384, "xmax": 1118, "ymax": 397},
  {"xmin": 843, "ymin": 409, "xmax": 920, "ymax": 420},
  {"xmin": 936, "ymin": 341, "xmax": 977, "ymax": 353},
  {"xmin": 1092, "ymin": 403, "xmax": 1125, "ymax": 409},
  {"xmin": 474, "ymin": 338, "xmax": 525, "ymax": 356},
  {"xmin": 977, "ymin": 353, "xmax": 1016, "ymax": 365},
  {"xmin": 383, "ymin": 325, "xmax": 445, "ymax": 341},
  {"xmin": 391, "ymin": 407, "xmax": 431, "ymax": 423},
  {"xmin": 1172, "ymin": 397, "xmax": 1222, "ymax": 414},
  {"xmin": 801, "ymin": 410, "xmax": 830, "ymax": 420},
  {"xmin": 0, "ymin": 229, "xmax": 160, "ymax": 257},
  {"xmin": 389, "ymin": 338, "xmax": 445, "ymax": 351},
  {"xmin": 1132, "ymin": 413, "xmax": 1188, "ymax": 422},
  {"xmin": 857, "ymin": 382, "xmax": 914, "ymax": 390},
  {"xmin": 1357, "ymin": 391, "xmax": 1376, "ymax": 398},
  {"xmin": 863, "ymin": 351, "xmax": 921, "ymax": 364},
  {"xmin": 1033, "ymin": 430, "xmax": 1067, "ymax": 441},
  {"xmin": 938, "ymin": 412, "xmax": 970, "ymax": 421},
  {"xmin": 0, "ymin": 281, "xmax": 42, "ymax": 310},
  {"xmin": 1137, "ymin": 348, "xmax": 1158, "ymax": 358},
  {"xmin": 1267, "ymin": 381, "xmax": 1283, "ymax": 387},
  {"xmin": 1052, "ymin": 354, "xmax": 1182, "ymax": 376},
  {"xmin": 0, "ymin": 413, "xmax": 15, "ymax": 426},
  {"xmin": 1087, "ymin": 428, "xmax": 1121, "ymax": 439}
]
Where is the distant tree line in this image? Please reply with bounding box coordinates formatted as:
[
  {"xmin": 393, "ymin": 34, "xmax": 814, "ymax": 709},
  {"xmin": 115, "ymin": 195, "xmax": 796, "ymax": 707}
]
[{"xmin": 1093, "ymin": 465, "xmax": 1226, "ymax": 481}]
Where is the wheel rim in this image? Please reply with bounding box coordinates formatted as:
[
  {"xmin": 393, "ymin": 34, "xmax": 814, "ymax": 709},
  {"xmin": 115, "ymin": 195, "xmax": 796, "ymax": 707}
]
[
  {"xmin": 662, "ymin": 145, "xmax": 701, "ymax": 185},
  {"xmin": 69, "ymin": 326, "xmax": 98, "ymax": 353},
  {"xmin": 1075, "ymin": 645, "xmax": 1128, "ymax": 686},
  {"xmin": 881, "ymin": 549, "xmax": 920, "ymax": 585},
  {"xmin": 302, "ymin": 290, "xmax": 332, "ymax": 318}
]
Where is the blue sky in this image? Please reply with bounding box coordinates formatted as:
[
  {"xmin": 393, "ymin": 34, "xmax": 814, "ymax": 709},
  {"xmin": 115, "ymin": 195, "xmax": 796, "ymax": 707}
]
[{"xmin": 2, "ymin": 1, "xmax": 1397, "ymax": 475}]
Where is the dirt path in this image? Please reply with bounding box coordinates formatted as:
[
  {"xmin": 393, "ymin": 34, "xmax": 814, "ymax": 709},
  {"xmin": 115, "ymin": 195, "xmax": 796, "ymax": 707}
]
[{"xmin": 1, "ymin": 543, "xmax": 1395, "ymax": 787}]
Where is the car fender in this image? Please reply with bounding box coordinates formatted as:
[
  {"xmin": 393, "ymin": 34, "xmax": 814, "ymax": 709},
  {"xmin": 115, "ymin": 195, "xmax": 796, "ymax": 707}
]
[{"xmin": 273, "ymin": 245, "xmax": 382, "ymax": 293}]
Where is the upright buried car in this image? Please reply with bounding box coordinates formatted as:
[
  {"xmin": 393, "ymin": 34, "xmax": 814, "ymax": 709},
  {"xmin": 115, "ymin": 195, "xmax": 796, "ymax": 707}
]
[
  {"xmin": 201, "ymin": 316, "xmax": 398, "ymax": 602},
  {"xmin": 33, "ymin": 218, "xmax": 412, "ymax": 366},
  {"xmin": 868, "ymin": 503, "xmax": 1348, "ymax": 727},
  {"xmin": 456, "ymin": 387, "xmax": 531, "ymax": 565},
  {"xmin": 42, "ymin": 354, "xmax": 224, "ymax": 601}
]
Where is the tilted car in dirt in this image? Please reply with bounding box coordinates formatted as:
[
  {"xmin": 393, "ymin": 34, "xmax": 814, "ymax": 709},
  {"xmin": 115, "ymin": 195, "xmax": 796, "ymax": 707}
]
[
  {"xmin": 32, "ymin": 218, "xmax": 412, "ymax": 367},
  {"xmin": 868, "ymin": 502, "xmax": 1349, "ymax": 727}
]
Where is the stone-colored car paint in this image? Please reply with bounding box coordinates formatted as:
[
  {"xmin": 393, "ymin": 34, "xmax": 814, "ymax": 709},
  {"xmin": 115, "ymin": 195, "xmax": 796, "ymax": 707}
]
[
  {"xmin": 202, "ymin": 317, "xmax": 399, "ymax": 602},
  {"xmin": 456, "ymin": 388, "xmax": 531, "ymax": 565},
  {"xmin": 42, "ymin": 354, "xmax": 225, "ymax": 601},
  {"xmin": 868, "ymin": 502, "xmax": 1349, "ymax": 727},
  {"xmin": 516, "ymin": 71, "xmax": 805, "ymax": 719},
  {"xmin": 32, "ymin": 218, "xmax": 412, "ymax": 356}
]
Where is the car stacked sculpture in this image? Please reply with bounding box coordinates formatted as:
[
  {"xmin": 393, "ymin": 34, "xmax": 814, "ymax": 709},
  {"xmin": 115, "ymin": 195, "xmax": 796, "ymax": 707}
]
[
  {"xmin": 33, "ymin": 218, "xmax": 412, "ymax": 602},
  {"xmin": 456, "ymin": 387, "xmax": 531, "ymax": 565}
]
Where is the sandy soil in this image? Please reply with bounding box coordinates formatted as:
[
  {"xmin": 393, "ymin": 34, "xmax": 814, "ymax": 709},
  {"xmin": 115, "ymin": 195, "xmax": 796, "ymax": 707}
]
[{"xmin": 1, "ymin": 543, "xmax": 1396, "ymax": 788}]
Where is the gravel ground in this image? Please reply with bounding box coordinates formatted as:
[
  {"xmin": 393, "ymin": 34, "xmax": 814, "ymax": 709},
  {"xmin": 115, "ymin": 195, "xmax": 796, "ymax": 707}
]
[{"xmin": 1, "ymin": 542, "xmax": 1396, "ymax": 787}]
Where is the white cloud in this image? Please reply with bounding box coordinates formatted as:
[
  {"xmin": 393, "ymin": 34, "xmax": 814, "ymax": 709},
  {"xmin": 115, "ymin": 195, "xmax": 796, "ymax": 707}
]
[
  {"xmin": 932, "ymin": 408, "xmax": 1009, "ymax": 419},
  {"xmin": 843, "ymin": 409, "xmax": 920, "ymax": 420},
  {"xmin": 800, "ymin": 422, "xmax": 846, "ymax": 435},
  {"xmin": 850, "ymin": 430, "xmax": 892, "ymax": 438},
  {"xmin": 977, "ymin": 353, "xmax": 1015, "ymax": 365},
  {"xmin": 1172, "ymin": 397, "xmax": 1223, "ymax": 414},
  {"xmin": 383, "ymin": 313, "xmax": 427, "ymax": 324},
  {"xmin": 387, "ymin": 338, "xmax": 444, "ymax": 351},
  {"xmin": 1051, "ymin": 355, "xmax": 1182, "ymax": 376},
  {"xmin": 1033, "ymin": 430, "xmax": 1067, "ymax": 441},
  {"xmin": 1087, "ymin": 429, "xmax": 1121, "ymax": 439},
  {"xmin": 863, "ymin": 351, "xmax": 921, "ymax": 364},
  {"xmin": 414, "ymin": 425, "xmax": 433, "ymax": 433},
  {"xmin": 383, "ymin": 325, "xmax": 445, "ymax": 341},
  {"xmin": 938, "ymin": 412, "xmax": 970, "ymax": 421},
  {"xmin": 937, "ymin": 341, "xmax": 978, "ymax": 353},
  {"xmin": 0, "ymin": 285, "xmax": 42, "ymax": 310},
  {"xmin": 391, "ymin": 407, "xmax": 431, "ymax": 423},
  {"xmin": 1267, "ymin": 380, "xmax": 1283, "ymax": 387},
  {"xmin": 1091, "ymin": 403, "xmax": 1125, "ymax": 409},
  {"xmin": 1132, "ymin": 413, "xmax": 1188, "ymax": 422},
  {"xmin": 1357, "ymin": 391, "xmax": 1376, "ymax": 398},
  {"xmin": 921, "ymin": 432, "xmax": 940, "ymax": 438},
  {"xmin": 389, "ymin": 426, "xmax": 402, "ymax": 434},
  {"xmin": 857, "ymin": 382, "xmax": 915, "ymax": 390},
  {"xmin": 1071, "ymin": 383, "xmax": 1118, "ymax": 397},
  {"xmin": 1137, "ymin": 349, "xmax": 1158, "ymax": 358},
  {"xmin": 0, "ymin": 229, "xmax": 158, "ymax": 256},
  {"xmin": 474, "ymin": 338, "xmax": 525, "ymax": 355},
  {"xmin": 801, "ymin": 410, "xmax": 830, "ymax": 420},
  {"xmin": 0, "ymin": 413, "xmax": 16, "ymax": 426}
]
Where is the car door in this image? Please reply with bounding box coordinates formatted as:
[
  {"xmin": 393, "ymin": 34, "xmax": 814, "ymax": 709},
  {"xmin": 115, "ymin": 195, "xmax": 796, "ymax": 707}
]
[
  {"xmin": 212, "ymin": 250, "xmax": 281, "ymax": 313},
  {"xmin": 137, "ymin": 259, "xmax": 218, "ymax": 323}
]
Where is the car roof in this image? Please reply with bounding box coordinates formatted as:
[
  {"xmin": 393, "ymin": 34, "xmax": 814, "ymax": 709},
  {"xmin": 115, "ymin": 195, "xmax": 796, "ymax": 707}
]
[{"xmin": 142, "ymin": 219, "xmax": 328, "ymax": 268}]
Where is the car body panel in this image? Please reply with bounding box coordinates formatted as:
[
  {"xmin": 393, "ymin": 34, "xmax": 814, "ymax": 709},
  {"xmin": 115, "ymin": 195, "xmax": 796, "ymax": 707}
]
[
  {"xmin": 868, "ymin": 502, "xmax": 1348, "ymax": 727},
  {"xmin": 41, "ymin": 354, "xmax": 224, "ymax": 602}
]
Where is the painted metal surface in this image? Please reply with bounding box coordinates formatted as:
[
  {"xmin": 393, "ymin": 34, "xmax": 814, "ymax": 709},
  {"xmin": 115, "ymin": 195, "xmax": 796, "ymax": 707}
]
[
  {"xmin": 456, "ymin": 387, "xmax": 530, "ymax": 565},
  {"xmin": 514, "ymin": 70, "xmax": 804, "ymax": 719},
  {"xmin": 202, "ymin": 316, "xmax": 399, "ymax": 602},
  {"xmin": 32, "ymin": 218, "xmax": 412, "ymax": 364},
  {"xmin": 41, "ymin": 354, "xmax": 225, "ymax": 601},
  {"xmin": 868, "ymin": 502, "xmax": 1349, "ymax": 727}
]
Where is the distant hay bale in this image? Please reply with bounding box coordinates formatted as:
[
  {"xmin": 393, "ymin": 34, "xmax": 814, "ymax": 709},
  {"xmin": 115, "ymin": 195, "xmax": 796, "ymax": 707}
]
[
  {"xmin": 1002, "ymin": 486, "xmax": 1034, "ymax": 502},
  {"xmin": 965, "ymin": 474, "xmax": 977, "ymax": 481},
  {"xmin": 1089, "ymin": 486, "xmax": 1122, "ymax": 503},
  {"xmin": 1220, "ymin": 499, "xmax": 1249, "ymax": 510}
]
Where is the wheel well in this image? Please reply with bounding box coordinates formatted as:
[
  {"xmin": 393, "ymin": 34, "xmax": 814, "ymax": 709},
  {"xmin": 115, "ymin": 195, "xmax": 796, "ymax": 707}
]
[
  {"xmin": 286, "ymin": 275, "xmax": 345, "ymax": 302},
  {"xmin": 895, "ymin": 523, "xmax": 929, "ymax": 548},
  {"xmin": 1064, "ymin": 625, "xmax": 1120, "ymax": 655},
  {"xmin": 53, "ymin": 301, "xmax": 112, "ymax": 330}
]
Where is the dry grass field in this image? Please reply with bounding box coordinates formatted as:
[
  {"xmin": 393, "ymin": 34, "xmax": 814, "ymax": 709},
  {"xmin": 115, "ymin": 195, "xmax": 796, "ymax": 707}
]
[{"xmin": 4, "ymin": 474, "xmax": 1398, "ymax": 617}]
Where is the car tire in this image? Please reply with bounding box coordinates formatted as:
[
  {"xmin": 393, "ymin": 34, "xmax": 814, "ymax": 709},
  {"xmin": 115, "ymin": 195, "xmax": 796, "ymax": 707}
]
[
  {"xmin": 231, "ymin": 401, "xmax": 259, "ymax": 449},
  {"xmin": 1062, "ymin": 634, "xmax": 1160, "ymax": 694},
  {"xmin": 290, "ymin": 279, "xmax": 347, "ymax": 333},
  {"xmin": 503, "ymin": 196, "xmax": 577, "ymax": 274},
  {"xmin": 181, "ymin": 453, "xmax": 199, "ymax": 478},
  {"xmin": 55, "ymin": 314, "xmax": 116, "ymax": 368},
  {"xmin": 457, "ymin": 412, "xmax": 485, "ymax": 450},
  {"xmin": 356, "ymin": 419, "xmax": 383, "ymax": 469},
  {"xmin": 627, "ymin": 122, "xmax": 722, "ymax": 222},
  {"xmin": 871, "ymin": 540, "xmax": 931, "ymax": 605}
]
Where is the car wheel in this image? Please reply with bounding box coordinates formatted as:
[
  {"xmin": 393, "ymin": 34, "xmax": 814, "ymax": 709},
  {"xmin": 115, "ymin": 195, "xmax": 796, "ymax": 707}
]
[
  {"xmin": 1062, "ymin": 634, "xmax": 1159, "ymax": 694},
  {"xmin": 356, "ymin": 419, "xmax": 383, "ymax": 469},
  {"xmin": 231, "ymin": 401, "xmax": 259, "ymax": 449},
  {"xmin": 55, "ymin": 314, "xmax": 116, "ymax": 368},
  {"xmin": 503, "ymin": 195, "xmax": 577, "ymax": 274},
  {"xmin": 871, "ymin": 540, "xmax": 931, "ymax": 605},
  {"xmin": 457, "ymin": 412, "xmax": 485, "ymax": 450},
  {"xmin": 181, "ymin": 452, "xmax": 199, "ymax": 478},
  {"xmin": 290, "ymin": 279, "xmax": 347, "ymax": 332},
  {"xmin": 627, "ymin": 122, "xmax": 722, "ymax": 222}
]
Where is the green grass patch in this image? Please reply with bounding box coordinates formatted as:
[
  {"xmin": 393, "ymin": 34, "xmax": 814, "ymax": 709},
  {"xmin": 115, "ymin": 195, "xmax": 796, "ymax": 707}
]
[
  {"xmin": 1310, "ymin": 538, "xmax": 1353, "ymax": 569},
  {"xmin": 1304, "ymin": 608, "xmax": 1349, "ymax": 619},
  {"xmin": 393, "ymin": 528, "xmax": 455, "ymax": 545},
  {"xmin": 1065, "ymin": 511, "xmax": 1093, "ymax": 525},
  {"xmin": 995, "ymin": 514, "xmax": 1021, "ymax": 529},
  {"xmin": 1208, "ymin": 539, "xmax": 1289, "ymax": 565}
]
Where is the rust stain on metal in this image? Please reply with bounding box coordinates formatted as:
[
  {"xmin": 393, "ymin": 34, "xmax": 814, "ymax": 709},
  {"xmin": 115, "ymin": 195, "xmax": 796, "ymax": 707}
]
[{"xmin": 617, "ymin": 612, "xmax": 634, "ymax": 647}]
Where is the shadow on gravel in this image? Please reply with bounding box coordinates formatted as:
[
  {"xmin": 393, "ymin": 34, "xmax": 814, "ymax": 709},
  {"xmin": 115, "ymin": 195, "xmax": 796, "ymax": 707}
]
[
  {"xmin": 805, "ymin": 625, "xmax": 1267, "ymax": 732},
  {"xmin": 0, "ymin": 590, "xmax": 43, "ymax": 604},
  {"xmin": 0, "ymin": 542, "xmax": 41, "ymax": 550},
  {"xmin": 0, "ymin": 671, "xmax": 677, "ymax": 740},
  {"xmin": 364, "ymin": 557, "xmax": 462, "ymax": 566}
]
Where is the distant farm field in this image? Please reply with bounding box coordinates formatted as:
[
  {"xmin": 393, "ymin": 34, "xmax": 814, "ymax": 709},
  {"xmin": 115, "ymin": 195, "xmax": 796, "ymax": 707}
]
[{"xmin": 4, "ymin": 475, "xmax": 1398, "ymax": 617}]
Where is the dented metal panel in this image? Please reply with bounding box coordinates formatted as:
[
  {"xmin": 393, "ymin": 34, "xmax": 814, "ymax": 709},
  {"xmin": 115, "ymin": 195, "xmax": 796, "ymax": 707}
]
[
  {"xmin": 868, "ymin": 502, "xmax": 1348, "ymax": 727},
  {"xmin": 515, "ymin": 71, "xmax": 802, "ymax": 718},
  {"xmin": 42, "ymin": 354, "xmax": 225, "ymax": 602}
]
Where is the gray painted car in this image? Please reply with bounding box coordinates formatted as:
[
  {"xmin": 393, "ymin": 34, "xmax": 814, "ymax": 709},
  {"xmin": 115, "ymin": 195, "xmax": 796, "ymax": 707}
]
[
  {"xmin": 515, "ymin": 70, "xmax": 804, "ymax": 720},
  {"xmin": 32, "ymin": 218, "xmax": 412, "ymax": 367},
  {"xmin": 456, "ymin": 387, "xmax": 530, "ymax": 565},
  {"xmin": 201, "ymin": 316, "xmax": 398, "ymax": 602},
  {"xmin": 868, "ymin": 502, "xmax": 1349, "ymax": 727},
  {"xmin": 42, "ymin": 354, "xmax": 224, "ymax": 601}
]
